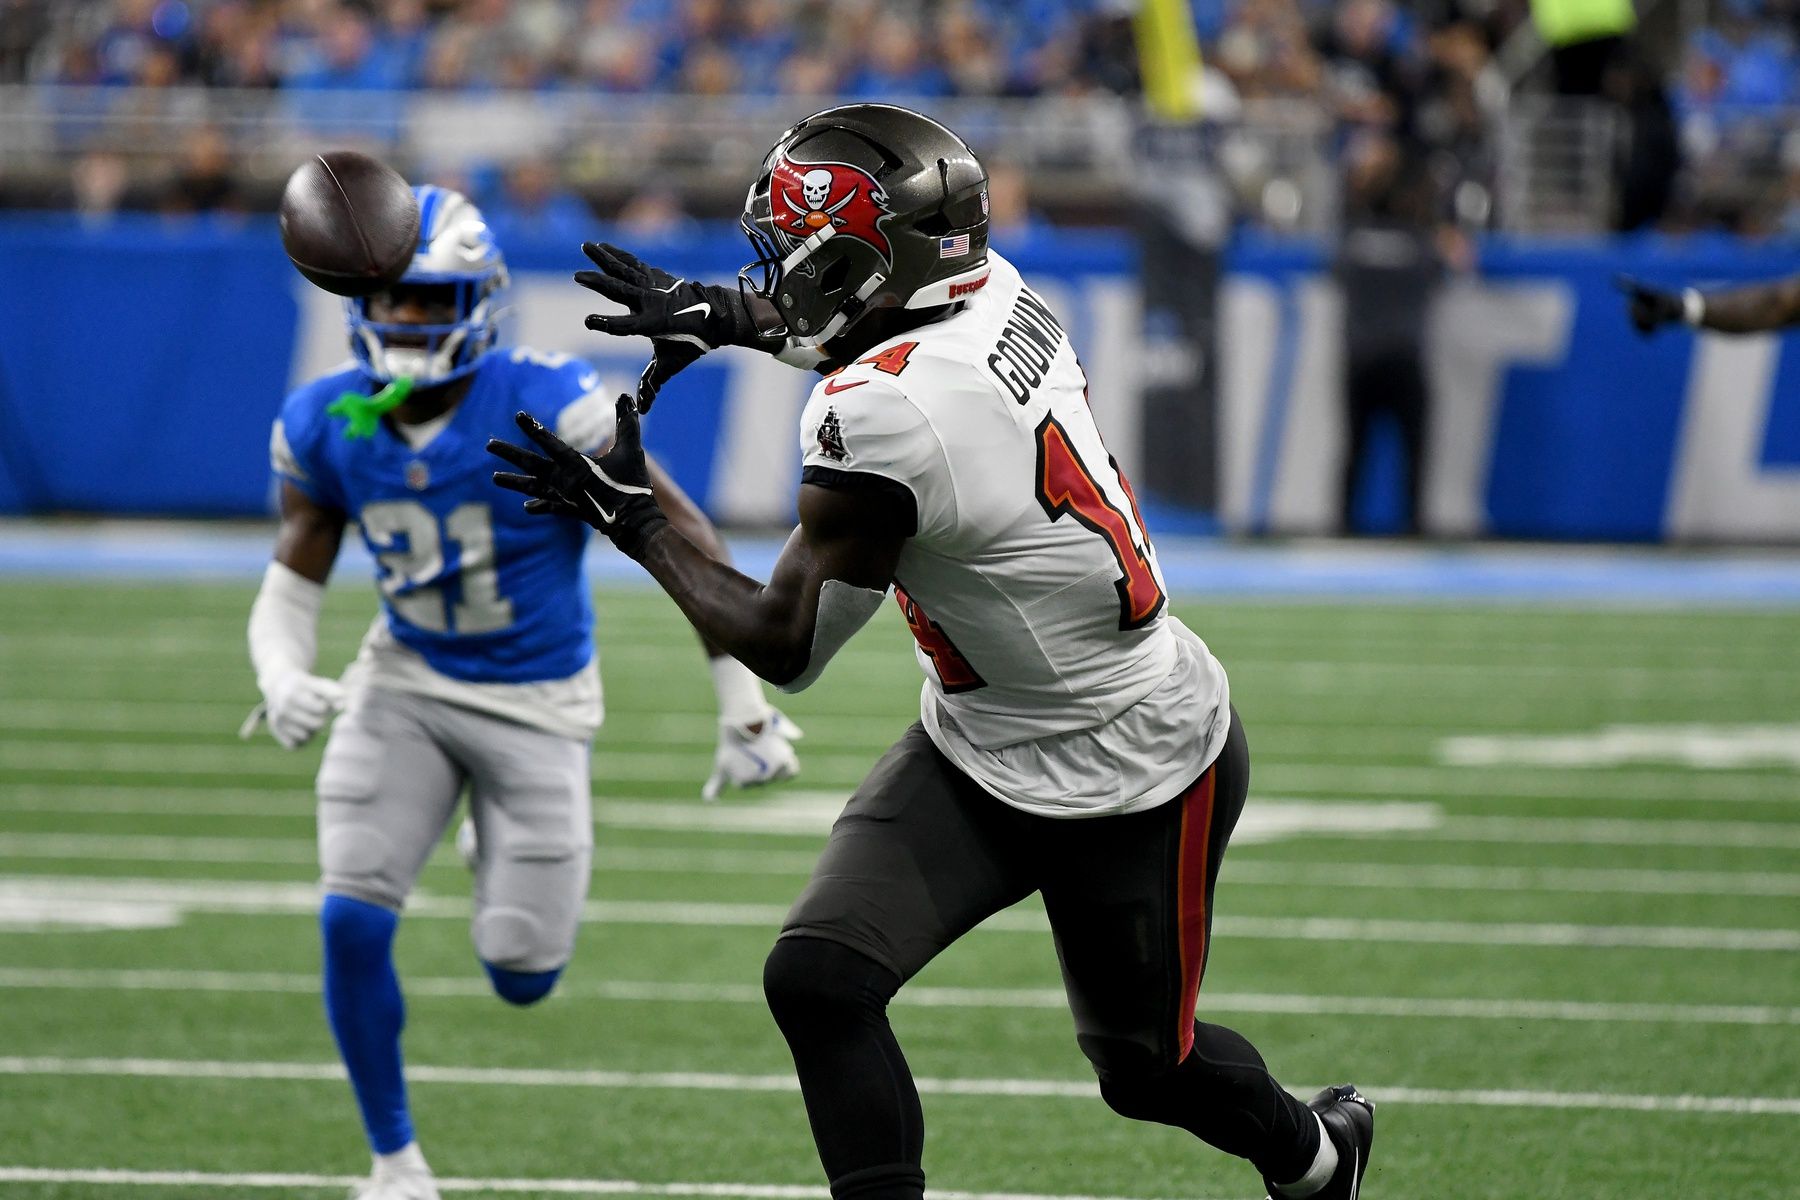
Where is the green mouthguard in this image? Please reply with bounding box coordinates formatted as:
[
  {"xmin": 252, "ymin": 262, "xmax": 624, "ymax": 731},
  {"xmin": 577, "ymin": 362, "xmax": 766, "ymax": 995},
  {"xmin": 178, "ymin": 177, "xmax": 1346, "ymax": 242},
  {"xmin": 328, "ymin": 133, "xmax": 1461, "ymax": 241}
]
[{"xmin": 328, "ymin": 376, "xmax": 415, "ymax": 440}]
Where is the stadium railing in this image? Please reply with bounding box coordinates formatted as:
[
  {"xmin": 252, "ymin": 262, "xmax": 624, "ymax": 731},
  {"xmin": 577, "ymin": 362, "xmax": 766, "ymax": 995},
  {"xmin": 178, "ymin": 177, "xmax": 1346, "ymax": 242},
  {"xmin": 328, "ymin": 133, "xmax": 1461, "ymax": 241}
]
[{"xmin": 0, "ymin": 85, "xmax": 1338, "ymax": 229}]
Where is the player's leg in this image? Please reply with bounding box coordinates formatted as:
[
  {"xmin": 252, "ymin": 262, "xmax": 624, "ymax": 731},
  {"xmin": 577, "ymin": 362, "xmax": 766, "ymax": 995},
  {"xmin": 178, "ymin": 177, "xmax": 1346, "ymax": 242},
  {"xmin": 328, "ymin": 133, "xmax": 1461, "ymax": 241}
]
[
  {"xmin": 450, "ymin": 705, "xmax": 593, "ymax": 1005},
  {"xmin": 764, "ymin": 724, "xmax": 1036, "ymax": 1200},
  {"xmin": 316, "ymin": 688, "xmax": 466, "ymax": 1195},
  {"xmin": 1040, "ymin": 707, "xmax": 1369, "ymax": 1198},
  {"xmin": 1389, "ymin": 352, "xmax": 1430, "ymax": 535},
  {"xmin": 1339, "ymin": 359, "xmax": 1379, "ymax": 534}
]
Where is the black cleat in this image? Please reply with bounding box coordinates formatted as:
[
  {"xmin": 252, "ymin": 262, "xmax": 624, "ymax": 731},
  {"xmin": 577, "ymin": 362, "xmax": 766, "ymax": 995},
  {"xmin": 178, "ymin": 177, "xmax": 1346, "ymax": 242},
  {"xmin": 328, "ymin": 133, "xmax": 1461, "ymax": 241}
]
[{"xmin": 1265, "ymin": 1084, "xmax": 1375, "ymax": 1200}]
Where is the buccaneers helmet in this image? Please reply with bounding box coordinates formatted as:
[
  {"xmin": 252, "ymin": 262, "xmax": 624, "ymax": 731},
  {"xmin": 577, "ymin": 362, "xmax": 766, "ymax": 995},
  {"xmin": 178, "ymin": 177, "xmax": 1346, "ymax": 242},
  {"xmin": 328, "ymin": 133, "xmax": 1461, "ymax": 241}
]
[{"xmin": 740, "ymin": 104, "xmax": 990, "ymax": 347}]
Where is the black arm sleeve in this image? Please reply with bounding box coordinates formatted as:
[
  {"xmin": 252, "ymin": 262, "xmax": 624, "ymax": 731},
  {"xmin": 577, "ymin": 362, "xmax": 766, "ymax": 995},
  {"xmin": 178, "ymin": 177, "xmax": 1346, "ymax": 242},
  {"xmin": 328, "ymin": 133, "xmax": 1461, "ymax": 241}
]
[{"xmin": 801, "ymin": 466, "xmax": 918, "ymax": 538}]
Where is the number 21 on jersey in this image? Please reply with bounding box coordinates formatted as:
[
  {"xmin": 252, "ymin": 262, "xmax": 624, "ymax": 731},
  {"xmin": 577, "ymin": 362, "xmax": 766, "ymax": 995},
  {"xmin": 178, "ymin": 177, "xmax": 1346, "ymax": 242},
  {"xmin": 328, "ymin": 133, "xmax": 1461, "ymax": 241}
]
[
  {"xmin": 1034, "ymin": 415, "xmax": 1166, "ymax": 630},
  {"xmin": 361, "ymin": 501, "xmax": 514, "ymax": 635}
]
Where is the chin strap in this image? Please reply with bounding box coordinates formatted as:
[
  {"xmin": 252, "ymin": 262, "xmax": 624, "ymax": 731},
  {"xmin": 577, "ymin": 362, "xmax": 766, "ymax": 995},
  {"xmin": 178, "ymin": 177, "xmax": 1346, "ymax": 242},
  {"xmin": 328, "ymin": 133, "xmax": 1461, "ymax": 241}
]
[
  {"xmin": 794, "ymin": 271, "xmax": 889, "ymax": 349},
  {"xmin": 328, "ymin": 376, "xmax": 415, "ymax": 440}
]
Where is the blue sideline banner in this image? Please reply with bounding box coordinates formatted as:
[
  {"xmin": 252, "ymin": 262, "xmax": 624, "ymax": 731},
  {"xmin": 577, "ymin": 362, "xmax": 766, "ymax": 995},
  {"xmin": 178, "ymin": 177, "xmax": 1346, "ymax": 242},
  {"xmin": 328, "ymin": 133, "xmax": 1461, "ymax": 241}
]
[{"xmin": 0, "ymin": 215, "xmax": 1795, "ymax": 541}]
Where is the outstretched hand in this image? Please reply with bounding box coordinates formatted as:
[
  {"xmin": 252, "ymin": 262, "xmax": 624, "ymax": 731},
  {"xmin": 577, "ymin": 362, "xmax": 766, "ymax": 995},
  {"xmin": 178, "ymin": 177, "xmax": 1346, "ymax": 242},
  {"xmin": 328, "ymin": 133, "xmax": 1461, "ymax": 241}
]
[
  {"xmin": 1615, "ymin": 275, "xmax": 1687, "ymax": 336},
  {"xmin": 576, "ymin": 242, "xmax": 777, "ymax": 410},
  {"xmin": 488, "ymin": 397, "xmax": 669, "ymax": 558}
]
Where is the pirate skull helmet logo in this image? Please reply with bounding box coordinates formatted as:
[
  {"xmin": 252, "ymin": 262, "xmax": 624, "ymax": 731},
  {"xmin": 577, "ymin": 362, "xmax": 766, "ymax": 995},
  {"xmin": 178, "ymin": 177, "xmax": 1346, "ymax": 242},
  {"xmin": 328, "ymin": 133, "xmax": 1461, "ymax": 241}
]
[{"xmin": 770, "ymin": 156, "xmax": 893, "ymax": 263}]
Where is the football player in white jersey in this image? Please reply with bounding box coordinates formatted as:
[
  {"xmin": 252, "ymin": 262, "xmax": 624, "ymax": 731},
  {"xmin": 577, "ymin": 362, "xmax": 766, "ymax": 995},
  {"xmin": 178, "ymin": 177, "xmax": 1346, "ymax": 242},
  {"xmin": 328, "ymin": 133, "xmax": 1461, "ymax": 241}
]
[{"xmin": 491, "ymin": 105, "xmax": 1373, "ymax": 1200}]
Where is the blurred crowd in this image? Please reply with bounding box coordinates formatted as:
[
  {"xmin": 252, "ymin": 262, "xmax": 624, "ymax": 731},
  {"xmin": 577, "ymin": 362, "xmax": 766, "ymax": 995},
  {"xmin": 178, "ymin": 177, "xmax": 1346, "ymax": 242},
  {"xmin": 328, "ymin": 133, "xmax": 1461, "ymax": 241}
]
[
  {"xmin": 3, "ymin": 0, "xmax": 1148, "ymax": 98},
  {"xmin": 1672, "ymin": 0, "xmax": 1800, "ymax": 237},
  {"xmin": 4, "ymin": 0, "xmax": 1798, "ymax": 237},
  {"xmin": 8, "ymin": 1, "xmax": 1793, "ymax": 108}
]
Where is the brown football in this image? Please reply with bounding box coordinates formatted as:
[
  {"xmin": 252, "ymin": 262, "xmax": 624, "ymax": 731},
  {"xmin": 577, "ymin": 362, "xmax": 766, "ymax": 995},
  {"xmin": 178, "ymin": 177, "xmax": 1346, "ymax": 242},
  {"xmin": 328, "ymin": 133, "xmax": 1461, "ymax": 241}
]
[{"xmin": 279, "ymin": 151, "xmax": 420, "ymax": 296}]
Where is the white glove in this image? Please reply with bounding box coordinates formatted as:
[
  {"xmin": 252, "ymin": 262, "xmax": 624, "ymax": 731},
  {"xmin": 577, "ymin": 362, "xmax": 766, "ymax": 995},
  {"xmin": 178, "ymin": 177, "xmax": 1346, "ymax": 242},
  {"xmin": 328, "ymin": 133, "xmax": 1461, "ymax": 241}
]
[
  {"xmin": 256, "ymin": 669, "xmax": 345, "ymax": 750},
  {"xmin": 702, "ymin": 709, "xmax": 803, "ymax": 801}
]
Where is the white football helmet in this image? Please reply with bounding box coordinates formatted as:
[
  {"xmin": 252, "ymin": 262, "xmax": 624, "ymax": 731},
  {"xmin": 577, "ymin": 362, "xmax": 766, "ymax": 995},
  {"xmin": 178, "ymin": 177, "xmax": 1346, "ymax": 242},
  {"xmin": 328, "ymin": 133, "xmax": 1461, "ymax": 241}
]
[{"xmin": 345, "ymin": 185, "xmax": 509, "ymax": 385}]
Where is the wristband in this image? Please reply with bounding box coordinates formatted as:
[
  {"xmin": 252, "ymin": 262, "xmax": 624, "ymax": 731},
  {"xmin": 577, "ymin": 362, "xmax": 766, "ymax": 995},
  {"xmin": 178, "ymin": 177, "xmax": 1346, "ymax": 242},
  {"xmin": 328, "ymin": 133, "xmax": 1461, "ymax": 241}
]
[
  {"xmin": 1682, "ymin": 288, "xmax": 1705, "ymax": 327},
  {"xmin": 608, "ymin": 503, "xmax": 669, "ymax": 562},
  {"xmin": 710, "ymin": 656, "xmax": 769, "ymax": 728}
]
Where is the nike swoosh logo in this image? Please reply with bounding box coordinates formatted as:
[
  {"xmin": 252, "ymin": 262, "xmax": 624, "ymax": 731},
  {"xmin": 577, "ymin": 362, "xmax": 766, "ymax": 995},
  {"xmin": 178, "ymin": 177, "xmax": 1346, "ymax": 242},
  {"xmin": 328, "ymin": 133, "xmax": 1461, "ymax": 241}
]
[
  {"xmin": 822, "ymin": 377, "xmax": 866, "ymax": 394},
  {"xmin": 673, "ymin": 302, "xmax": 711, "ymax": 320}
]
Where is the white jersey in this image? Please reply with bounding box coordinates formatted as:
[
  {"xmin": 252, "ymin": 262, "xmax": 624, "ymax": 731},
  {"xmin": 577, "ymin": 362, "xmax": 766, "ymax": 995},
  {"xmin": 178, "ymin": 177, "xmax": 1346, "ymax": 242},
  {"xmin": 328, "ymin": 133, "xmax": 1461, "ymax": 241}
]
[{"xmin": 798, "ymin": 253, "xmax": 1230, "ymax": 817}]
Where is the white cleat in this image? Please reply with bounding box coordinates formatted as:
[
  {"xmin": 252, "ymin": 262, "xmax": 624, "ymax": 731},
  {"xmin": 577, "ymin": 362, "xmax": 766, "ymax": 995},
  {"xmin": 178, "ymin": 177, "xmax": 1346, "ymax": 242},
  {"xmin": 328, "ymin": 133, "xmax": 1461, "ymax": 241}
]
[{"xmin": 353, "ymin": 1143, "xmax": 441, "ymax": 1200}]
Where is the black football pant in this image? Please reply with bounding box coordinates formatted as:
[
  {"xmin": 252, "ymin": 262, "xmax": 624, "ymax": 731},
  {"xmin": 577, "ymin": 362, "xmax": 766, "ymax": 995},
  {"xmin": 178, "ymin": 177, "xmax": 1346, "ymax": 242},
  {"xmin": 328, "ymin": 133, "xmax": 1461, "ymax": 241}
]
[{"xmin": 762, "ymin": 709, "xmax": 1318, "ymax": 1200}]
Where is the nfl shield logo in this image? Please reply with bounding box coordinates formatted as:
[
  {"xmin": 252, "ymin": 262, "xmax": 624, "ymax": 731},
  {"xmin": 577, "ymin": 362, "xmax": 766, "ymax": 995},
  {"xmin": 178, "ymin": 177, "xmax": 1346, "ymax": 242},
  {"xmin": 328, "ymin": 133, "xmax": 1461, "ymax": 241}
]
[{"xmin": 405, "ymin": 460, "xmax": 430, "ymax": 491}]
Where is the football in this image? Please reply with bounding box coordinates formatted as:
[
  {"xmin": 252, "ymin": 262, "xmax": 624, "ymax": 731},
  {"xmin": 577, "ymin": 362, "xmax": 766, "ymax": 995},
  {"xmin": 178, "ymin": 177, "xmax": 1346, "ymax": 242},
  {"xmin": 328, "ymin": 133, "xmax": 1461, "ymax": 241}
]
[{"xmin": 278, "ymin": 150, "xmax": 420, "ymax": 296}]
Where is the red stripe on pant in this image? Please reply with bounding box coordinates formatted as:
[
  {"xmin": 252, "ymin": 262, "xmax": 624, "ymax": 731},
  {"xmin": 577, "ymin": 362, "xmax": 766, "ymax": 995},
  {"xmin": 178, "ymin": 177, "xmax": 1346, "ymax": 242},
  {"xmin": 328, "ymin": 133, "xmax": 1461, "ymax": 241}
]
[{"xmin": 1175, "ymin": 765, "xmax": 1218, "ymax": 1060}]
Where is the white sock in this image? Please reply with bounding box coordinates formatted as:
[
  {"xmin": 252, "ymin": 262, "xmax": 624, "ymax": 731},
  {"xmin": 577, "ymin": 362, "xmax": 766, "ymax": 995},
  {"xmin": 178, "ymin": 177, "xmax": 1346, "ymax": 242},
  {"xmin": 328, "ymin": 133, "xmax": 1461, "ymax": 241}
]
[
  {"xmin": 375, "ymin": 1142, "xmax": 429, "ymax": 1175},
  {"xmin": 1272, "ymin": 1114, "xmax": 1337, "ymax": 1198},
  {"xmin": 710, "ymin": 655, "xmax": 768, "ymax": 729}
]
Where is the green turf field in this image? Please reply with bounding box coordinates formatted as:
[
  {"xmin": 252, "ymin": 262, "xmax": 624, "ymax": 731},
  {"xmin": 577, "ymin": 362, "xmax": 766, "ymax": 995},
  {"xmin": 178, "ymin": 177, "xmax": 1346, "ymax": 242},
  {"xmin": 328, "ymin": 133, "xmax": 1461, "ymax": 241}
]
[{"xmin": 1, "ymin": 579, "xmax": 1796, "ymax": 1199}]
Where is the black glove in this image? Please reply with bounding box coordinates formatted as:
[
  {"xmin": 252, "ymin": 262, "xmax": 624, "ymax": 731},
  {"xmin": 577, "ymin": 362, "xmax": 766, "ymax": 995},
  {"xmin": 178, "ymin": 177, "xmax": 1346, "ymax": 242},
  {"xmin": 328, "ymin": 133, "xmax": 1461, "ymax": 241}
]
[
  {"xmin": 488, "ymin": 398, "xmax": 669, "ymax": 560},
  {"xmin": 1615, "ymin": 275, "xmax": 1687, "ymax": 335},
  {"xmin": 576, "ymin": 242, "xmax": 782, "ymax": 410}
]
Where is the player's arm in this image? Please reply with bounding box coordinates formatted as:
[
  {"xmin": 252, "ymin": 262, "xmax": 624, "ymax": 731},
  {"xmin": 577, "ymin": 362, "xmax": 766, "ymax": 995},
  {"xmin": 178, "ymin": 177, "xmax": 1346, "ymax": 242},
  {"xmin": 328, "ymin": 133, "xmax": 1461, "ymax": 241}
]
[
  {"xmin": 246, "ymin": 480, "xmax": 350, "ymax": 748},
  {"xmin": 272, "ymin": 479, "xmax": 347, "ymax": 584},
  {"xmin": 490, "ymin": 399, "xmax": 904, "ymax": 689},
  {"xmin": 646, "ymin": 455, "xmax": 808, "ymax": 795},
  {"xmin": 1688, "ymin": 276, "xmax": 1800, "ymax": 333},
  {"xmin": 1618, "ymin": 273, "xmax": 1800, "ymax": 335},
  {"xmin": 645, "ymin": 456, "xmax": 732, "ymax": 658},
  {"xmin": 633, "ymin": 480, "xmax": 904, "ymax": 688}
]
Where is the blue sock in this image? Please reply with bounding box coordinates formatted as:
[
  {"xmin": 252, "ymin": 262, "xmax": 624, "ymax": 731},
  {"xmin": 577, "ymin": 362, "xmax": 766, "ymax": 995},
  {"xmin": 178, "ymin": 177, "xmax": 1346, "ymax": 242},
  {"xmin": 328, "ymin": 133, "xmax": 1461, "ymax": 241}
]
[
  {"xmin": 320, "ymin": 893, "xmax": 413, "ymax": 1155},
  {"xmin": 483, "ymin": 961, "xmax": 562, "ymax": 1007}
]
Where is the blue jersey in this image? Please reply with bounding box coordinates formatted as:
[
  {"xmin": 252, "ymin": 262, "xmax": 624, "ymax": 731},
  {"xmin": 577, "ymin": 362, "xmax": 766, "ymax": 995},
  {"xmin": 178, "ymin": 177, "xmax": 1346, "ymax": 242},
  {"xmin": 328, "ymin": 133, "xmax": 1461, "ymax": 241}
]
[{"xmin": 271, "ymin": 348, "xmax": 615, "ymax": 686}]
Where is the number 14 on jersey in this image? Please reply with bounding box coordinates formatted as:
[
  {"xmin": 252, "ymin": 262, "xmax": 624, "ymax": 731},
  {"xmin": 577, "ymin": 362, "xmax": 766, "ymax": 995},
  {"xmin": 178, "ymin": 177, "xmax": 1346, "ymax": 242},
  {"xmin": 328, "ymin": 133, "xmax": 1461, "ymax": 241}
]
[{"xmin": 1035, "ymin": 414, "xmax": 1166, "ymax": 630}]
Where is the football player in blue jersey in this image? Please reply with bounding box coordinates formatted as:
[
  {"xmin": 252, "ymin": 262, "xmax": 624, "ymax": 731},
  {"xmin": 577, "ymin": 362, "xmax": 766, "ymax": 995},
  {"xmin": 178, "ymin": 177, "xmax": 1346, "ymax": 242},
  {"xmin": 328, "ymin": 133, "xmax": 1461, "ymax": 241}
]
[{"xmin": 247, "ymin": 185, "xmax": 801, "ymax": 1200}]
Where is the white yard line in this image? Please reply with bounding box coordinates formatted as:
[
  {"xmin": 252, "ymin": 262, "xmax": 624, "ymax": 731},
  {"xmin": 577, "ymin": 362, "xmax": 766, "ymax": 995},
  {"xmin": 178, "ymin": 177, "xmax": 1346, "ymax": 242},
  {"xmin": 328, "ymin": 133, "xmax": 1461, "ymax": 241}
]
[
  {"xmin": 1, "ymin": 744, "xmax": 1792, "ymax": 802},
  {"xmin": 0, "ymin": 1167, "xmax": 1215, "ymax": 1200},
  {"xmin": 1, "ymin": 694, "xmax": 1786, "ymax": 737},
  {"xmin": 1254, "ymin": 765, "xmax": 1797, "ymax": 803},
  {"xmin": 1223, "ymin": 860, "xmax": 1800, "ymax": 897},
  {"xmin": 3, "ymin": 785, "xmax": 1800, "ymax": 850},
  {"xmin": 1, "ymin": 967, "xmax": 1792, "ymax": 1027},
  {"xmin": 4, "ymin": 832, "xmax": 1796, "ymax": 898},
  {"xmin": 0, "ymin": 835, "xmax": 827, "ymax": 876},
  {"xmin": 5, "ymin": 611, "xmax": 1789, "ymax": 653},
  {"xmin": 10, "ymin": 634, "xmax": 1793, "ymax": 681},
  {"xmin": 0, "ymin": 698, "xmax": 1777, "ymax": 752},
  {"xmin": 0, "ymin": 744, "xmax": 875, "ymax": 783},
  {"xmin": 1415, "ymin": 815, "xmax": 1800, "ymax": 850},
  {"xmin": 2, "ymin": 1057, "xmax": 1795, "ymax": 1116},
  {"xmin": 2, "ymin": 876, "xmax": 1797, "ymax": 951},
  {"xmin": 1440, "ymin": 725, "xmax": 1800, "ymax": 770}
]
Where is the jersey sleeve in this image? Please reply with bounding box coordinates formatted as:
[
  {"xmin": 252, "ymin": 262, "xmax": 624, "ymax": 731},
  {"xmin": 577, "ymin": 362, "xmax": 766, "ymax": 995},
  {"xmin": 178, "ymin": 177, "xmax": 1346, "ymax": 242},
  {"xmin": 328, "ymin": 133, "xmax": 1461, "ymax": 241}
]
[
  {"xmin": 798, "ymin": 377, "xmax": 954, "ymax": 541},
  {"xmin": 510, "ymin": 350, "xmax": 615, "ymax": 455},
  {"xmin": 270, "ymin": 387, "xmax": 346, "ymax": 511}
]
